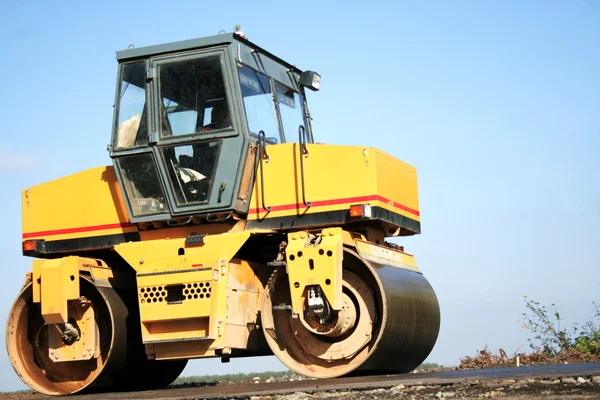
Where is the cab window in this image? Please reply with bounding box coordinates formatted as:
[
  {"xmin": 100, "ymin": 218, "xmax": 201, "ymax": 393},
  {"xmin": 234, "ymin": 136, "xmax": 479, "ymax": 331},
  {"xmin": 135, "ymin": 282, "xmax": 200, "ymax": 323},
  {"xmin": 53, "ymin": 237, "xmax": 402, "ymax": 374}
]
[
  {"xmin": 275, "ymin": 82, "xmax": 306, "ymax": 142},
  {"xmin": 117, "ymin": 154, "xmax": 167, "ymax": 216},
  {"xmin": 161, "ymin": 141, "xmax": 220, "ymax": 205},
  {"xmin": 238, "ymin": 65, "xmax": 281, "ymax": 143},
  {"xmin": 115, "ymin": 62, "xmax": 148, "ymax": 149},
  {"xmin": 159, "ymin": 56, "xmax": 232, "ymax": 137}
]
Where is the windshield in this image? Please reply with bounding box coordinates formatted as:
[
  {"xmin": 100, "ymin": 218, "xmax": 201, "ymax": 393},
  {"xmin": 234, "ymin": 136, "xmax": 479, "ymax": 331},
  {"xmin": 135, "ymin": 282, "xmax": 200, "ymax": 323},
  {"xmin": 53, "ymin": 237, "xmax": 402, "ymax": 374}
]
[
  {"xmin": 237, "ymin": 65, "xmax": 281, "ymax": 143},
  {"xmin": 275, "ymin": 82, "xmax": 306, "ymax": 142},
  {"xmin": 159, "ymin": 56, "xmax": 232, "ymax": 137},
  {"xmin": 115, "ymin": 62, "xmax": 148, "ymax": 149}
]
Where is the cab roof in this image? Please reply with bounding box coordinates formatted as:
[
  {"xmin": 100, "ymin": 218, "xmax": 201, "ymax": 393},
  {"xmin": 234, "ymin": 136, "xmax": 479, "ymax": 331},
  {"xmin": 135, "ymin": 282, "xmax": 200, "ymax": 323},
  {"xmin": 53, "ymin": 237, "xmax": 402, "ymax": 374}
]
[{"xmin": 115, "ymin": 33, "xmax": 302, "ymax": 75}]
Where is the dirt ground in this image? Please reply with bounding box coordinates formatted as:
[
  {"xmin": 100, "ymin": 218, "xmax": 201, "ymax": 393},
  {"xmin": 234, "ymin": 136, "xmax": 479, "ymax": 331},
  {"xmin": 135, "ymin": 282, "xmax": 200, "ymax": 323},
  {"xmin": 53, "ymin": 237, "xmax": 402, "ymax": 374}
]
[
  {"xmin": 3, "ymin": 361, "xmax": 600, "ymax": 400},
  {"xmin": 250, "ymin": 376, "xmax": 600, "ymax": 400},
  {"xmin": 4, "ymin": 374, "xmax": 600, "ymax": 400}
]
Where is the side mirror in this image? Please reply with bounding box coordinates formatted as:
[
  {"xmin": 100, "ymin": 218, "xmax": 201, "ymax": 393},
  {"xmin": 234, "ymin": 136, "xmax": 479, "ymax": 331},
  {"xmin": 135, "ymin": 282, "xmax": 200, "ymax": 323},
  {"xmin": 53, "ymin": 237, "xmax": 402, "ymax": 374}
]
[{"xmin": 299, "ymin": 71, "xmax": 321, "ymax": 91}]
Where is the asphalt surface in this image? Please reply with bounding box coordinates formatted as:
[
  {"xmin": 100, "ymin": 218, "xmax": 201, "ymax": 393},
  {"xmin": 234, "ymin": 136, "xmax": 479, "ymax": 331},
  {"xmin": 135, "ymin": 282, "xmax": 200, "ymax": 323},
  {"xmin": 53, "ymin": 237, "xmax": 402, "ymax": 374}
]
[{"xmin": 17, "ymin": 363, "xmax": 600, "ymax": 400}]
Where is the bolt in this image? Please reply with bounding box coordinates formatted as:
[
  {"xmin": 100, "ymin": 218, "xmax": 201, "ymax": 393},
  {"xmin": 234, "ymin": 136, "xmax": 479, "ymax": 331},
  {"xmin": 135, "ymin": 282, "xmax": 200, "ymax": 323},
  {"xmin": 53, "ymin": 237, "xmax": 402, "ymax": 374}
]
[{"xmin": 140, "ymin": 258, "xmax": 145, "ymax": 264}]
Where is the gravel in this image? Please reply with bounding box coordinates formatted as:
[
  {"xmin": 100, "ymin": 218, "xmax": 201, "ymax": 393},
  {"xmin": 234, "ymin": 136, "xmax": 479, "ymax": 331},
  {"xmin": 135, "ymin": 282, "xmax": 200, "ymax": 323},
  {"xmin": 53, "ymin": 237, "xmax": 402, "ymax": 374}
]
[{"xmin": 245, "ymin": 374, "xmax": 600, "ymax": 400}]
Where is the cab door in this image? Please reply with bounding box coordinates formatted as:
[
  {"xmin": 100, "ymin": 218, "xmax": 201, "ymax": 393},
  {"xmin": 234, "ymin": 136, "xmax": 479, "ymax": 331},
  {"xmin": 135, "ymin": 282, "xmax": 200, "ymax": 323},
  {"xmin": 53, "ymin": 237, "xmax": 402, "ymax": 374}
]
[{"xmin": 148, "ymin": 46, "xmax": 251, "ymax": 217}]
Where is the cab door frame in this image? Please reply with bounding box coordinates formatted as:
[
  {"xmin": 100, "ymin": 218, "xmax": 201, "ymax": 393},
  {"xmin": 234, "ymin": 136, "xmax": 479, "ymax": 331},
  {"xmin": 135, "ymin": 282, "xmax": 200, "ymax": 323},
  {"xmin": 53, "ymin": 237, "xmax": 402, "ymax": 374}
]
[{"xmin": 146, "ymin": 45, "xmax": 252, "ymax": 217}]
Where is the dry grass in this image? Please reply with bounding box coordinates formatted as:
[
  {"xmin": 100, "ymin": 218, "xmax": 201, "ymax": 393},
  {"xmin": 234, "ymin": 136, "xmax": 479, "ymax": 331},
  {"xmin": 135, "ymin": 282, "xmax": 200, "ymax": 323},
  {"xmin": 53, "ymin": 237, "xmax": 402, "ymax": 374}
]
[{"xmin": 459, "ymin": 346, "xmax": 600, "ymax": 370}]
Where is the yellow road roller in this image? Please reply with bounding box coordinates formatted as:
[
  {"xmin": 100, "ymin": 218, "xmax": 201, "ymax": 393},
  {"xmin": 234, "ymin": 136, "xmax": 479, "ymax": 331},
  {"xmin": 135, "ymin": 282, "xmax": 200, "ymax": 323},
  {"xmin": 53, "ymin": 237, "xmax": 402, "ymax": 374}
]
[{"xmin": 6, "ymin": 28, "xmax": 440, "ymax": 395}]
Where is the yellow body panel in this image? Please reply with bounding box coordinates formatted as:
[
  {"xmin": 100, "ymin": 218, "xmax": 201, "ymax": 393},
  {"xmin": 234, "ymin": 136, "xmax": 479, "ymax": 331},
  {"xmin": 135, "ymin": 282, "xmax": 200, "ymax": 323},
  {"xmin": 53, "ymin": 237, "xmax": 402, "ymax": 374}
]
[
  {"xmin": 115, "ymin": 233, "xmax": 251, "ymax": 346},
  {"xmin": 20, "ymin": 145, "xmax": 419, "ymax": 246},
  {"xmin": 248, "ymin": 143, "xmax": 420, "ymax": 223},
  {"xmin": 224, "ymin": 259, "xmax": 266, "ymax": 349},
  {"xmin": 22, "ymin": 166, "xmax": 136, "ymax": 241},
  {"xmin": 372, "ymin": 148, "xmax": 420, "ymax": 218},
  {"xmin": 137, "ymin": 268, "xmax": 217, "ymax": 343},
  {"xmin": 113, "ymin": 231, "xmax": 266, "ymax": 355},
  {"xmin": 147, "ymin": 341, "xmax": 216, "ymax": 361},
  {"xmin": 114, "ymin": 231, "xmax": 251, "ymax": 273},
  {"xmin": 135, "ymin": 258, "xmax": 267, "ymax": 358}
]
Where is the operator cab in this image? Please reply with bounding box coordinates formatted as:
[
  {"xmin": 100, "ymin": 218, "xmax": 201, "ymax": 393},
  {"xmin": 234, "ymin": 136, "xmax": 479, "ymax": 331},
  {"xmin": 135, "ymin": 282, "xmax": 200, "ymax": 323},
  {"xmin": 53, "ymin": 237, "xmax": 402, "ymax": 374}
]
[{"xmin": 109, "ymin": 29, "xmax": 320, "ymax": 223}]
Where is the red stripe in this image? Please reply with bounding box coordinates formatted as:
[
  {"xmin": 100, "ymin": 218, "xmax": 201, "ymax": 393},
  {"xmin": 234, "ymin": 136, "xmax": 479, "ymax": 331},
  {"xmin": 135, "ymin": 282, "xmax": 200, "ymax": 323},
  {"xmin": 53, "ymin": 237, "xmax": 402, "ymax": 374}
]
[
  {"xmin": 248, "ymin": 195, "xmax": 420, "ymax": 217},
  {"xmin": 22, "ymin": 195, "xmax": 419, "ymax": 239},
  {"xmin": 22, "ymin": 222, "xmax": 137, "ymax": 239},
  {"xmin": 373, "ymin": 195, "xmax": 421, "ymax": 216}
]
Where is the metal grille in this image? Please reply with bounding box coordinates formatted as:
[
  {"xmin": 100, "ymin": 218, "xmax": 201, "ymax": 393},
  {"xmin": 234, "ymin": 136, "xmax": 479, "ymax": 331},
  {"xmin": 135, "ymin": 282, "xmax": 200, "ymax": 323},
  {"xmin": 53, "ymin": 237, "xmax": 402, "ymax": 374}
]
[
  {"xmin": 138, "ymin": 282, "xmax": 212, "ymax": 305},
  {"xmin": 165, "ymin": 284, "xmax": 185, "ymax": 304}
]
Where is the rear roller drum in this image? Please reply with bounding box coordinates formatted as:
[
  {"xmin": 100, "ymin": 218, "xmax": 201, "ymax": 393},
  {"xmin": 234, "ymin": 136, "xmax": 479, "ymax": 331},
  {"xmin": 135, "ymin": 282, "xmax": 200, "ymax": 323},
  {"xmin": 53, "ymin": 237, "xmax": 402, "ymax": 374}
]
[
  {"xmin": 261, "ymin": 249, "xmax": 440, "ymax": 378},
  {"xmin": 6, "ymin": 275, "xmax": 188, "ymax": 395},
  {"xmin": 5, "ymin": 276, "xmax": 128, "ymax": 395}
]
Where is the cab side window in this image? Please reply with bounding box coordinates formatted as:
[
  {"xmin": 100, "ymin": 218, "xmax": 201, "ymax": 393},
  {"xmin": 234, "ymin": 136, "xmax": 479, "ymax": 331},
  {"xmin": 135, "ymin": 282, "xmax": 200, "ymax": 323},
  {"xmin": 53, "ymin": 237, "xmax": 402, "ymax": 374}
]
[{"xmin": 238, "ymin": 65, "xmax": 281, "ymax": 143}]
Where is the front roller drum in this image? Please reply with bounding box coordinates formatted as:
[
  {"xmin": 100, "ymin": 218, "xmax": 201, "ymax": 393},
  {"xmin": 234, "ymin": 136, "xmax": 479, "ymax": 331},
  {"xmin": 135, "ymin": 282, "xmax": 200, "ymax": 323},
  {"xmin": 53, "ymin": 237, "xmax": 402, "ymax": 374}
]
[{"xmin": 261, "ymin": 249, "xmax": 440, "ymax": 378}]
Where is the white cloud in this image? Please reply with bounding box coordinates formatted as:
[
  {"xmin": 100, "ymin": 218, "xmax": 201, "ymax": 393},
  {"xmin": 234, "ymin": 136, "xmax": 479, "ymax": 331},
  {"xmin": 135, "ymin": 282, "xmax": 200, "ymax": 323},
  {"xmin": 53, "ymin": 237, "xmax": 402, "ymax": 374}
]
[{"xmin": 0, "ymin": 143, "xmax": 39, "ymax": 172}]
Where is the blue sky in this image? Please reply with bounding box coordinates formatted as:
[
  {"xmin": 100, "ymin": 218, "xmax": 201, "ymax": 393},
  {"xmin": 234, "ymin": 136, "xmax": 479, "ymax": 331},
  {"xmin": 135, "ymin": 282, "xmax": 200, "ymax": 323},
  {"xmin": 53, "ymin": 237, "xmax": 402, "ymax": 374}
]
[{"xmin": 1, "ymin": 0, "xmax": 599, "ymax": 392}]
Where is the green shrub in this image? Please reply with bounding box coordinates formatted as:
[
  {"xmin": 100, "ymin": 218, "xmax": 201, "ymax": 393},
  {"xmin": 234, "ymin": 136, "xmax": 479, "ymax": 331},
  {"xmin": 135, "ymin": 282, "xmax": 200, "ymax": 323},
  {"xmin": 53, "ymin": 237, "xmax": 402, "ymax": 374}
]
[
  {"xmin": 573, "ymin": 302, "xmax": 600, "ymax": 356},
  {"xmin": 521, "ymin": 296, "xmax": 600, "ymax": 357}
]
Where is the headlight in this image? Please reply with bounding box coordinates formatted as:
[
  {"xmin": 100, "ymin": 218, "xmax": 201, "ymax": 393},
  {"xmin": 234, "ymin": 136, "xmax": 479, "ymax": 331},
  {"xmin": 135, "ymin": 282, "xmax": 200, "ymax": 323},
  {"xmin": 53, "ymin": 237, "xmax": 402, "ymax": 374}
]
[{"xmin": 299, "ymin": 71, "xmax": 321, "ymax": 91}]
